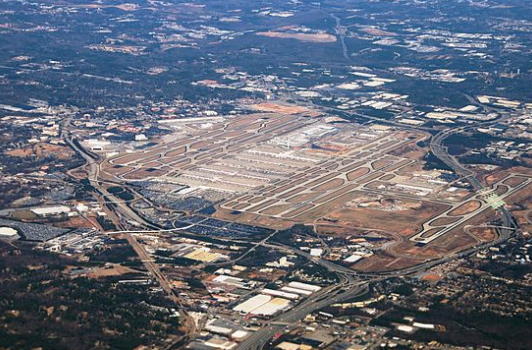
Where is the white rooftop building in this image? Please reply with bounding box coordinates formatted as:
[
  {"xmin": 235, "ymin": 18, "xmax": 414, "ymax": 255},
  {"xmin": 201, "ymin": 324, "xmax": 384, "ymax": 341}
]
[
  {"xmin": 0, "ymin": 227, "xmax": 18, "ymax": 238},
  {"xmin": 233, "ymin": 294, "xmax": 271, "ymax": 314},
  {"xmin": 287, "ymin": 281, "xmax": 322, "ymax": 292},
  {"xmin": 31, "ymin": 206, "xmax": 71, "ymax": 217},
  {"xmin": 250, "ymin": 297, "xmax": 291, "ymax": 316}
]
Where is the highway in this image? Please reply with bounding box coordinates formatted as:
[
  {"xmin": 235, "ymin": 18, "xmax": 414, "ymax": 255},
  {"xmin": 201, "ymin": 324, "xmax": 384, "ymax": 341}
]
[
  {"xmin": 65, "ymin": 133, "xmax": 160, "ymax": 230},
  {"xmin": 235, "ymin": 115, "xmax": 520, "ymax": 349},
  {"xmin": 235, "ymin": 280, "xmax": 370, "ymax": 350},
  {"xmin": 62, "ymin": 121, "xmax": 199, "ymax": 343},
  {"xmin": 429, "ymin": 123, "xmax": 517, "ymax": 240},
  {"xmin": 63, "ymin": 110, "xmax": 521, "ymax": 350}
]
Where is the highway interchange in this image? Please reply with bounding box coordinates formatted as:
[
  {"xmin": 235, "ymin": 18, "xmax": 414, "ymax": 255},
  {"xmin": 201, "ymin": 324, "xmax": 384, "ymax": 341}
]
[
  {"xmin": 63, "ymin": 111, "xmax": 525, "ymax": 350},
  {"xmin": 232, "ymin": 112, "xmax": 523, "ymax": 349},
  {"xmin": 233, "ymin": 215, "xmax": 518, "ymax": 350}
]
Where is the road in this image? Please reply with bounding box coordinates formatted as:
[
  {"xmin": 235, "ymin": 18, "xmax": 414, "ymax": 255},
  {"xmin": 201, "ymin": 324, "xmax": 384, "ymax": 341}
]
[
  {"xmin": 236, "ymin": 114, "xmax": 520, "ymax": 349},
  {"xmin": 236, "ymin": 281, "xmax": 370, "ymax": 350},
  {"xmin": 62, "ymin": 120, "xmax": 198, "ymax": 341},
  {"xmin": 63, "ymin": 107, "xmax": 520, "ymax": 350},
  {"xmin": 124, "ymin": 232, "xmax": 198, "ymax": 345},
  {"xmin": 66, "ymin": 134, "xmax": 160, "ymax": 230},
  {"xmin": 429, "ymin": 123, "xmax": 517, "ymax": 238}
]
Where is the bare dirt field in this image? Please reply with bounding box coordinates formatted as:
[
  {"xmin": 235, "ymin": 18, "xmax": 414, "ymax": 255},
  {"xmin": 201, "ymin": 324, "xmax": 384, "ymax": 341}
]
[
  {"xmin": 256, "ymin": 31, "xmax": 337, "ymax": 43},
  {"xmin": 420, "ymin": 273, "xmax": 441, "ymax": 282},
  {"xmin": 448, "ymin": 200, "xmax": 482, "ymax": 216},
  {"xmin": 5, "ymin": 143, "xmax": 75, "ymax": 160},
  {"xmin": 326, "ymin": 197, "xmax": 449, "ymax": 236},
  {"xmin": 467, "ymin": 226, "xmax": 497, "ymax": 241},
  {"xmin": 505, "ymin": 183, "xmax": 532, "ymax": 232},
  {"xmin": 361, "ymin": 27, "xmax": 398, "ymax": 37},
  {"xmin": 352, "ymin": 252, "xmax": 423, "ymax": 272},
  {"xmin": 250, "ymin": 103, "xmax": 310, "ymax": 114},
  {"xmin": 430, "ymin": 216, "xmax": 461, "ymax": 226},
  {"xmin": 87, "ymin": 265, "xmax": 140, "ymax": 278},
  {"xmin": 503, "ymin": 176, "xmax": 529, "ymax": 187}
]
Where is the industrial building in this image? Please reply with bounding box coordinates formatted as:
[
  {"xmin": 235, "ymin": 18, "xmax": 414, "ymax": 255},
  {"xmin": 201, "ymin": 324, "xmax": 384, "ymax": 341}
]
[
  {"xmin": 262, "ymin": 288, "xmax": 300, "ymax": 300},
  {"xmin": 250, "ymin": 297, "xmax": 291, "ymax": 316},
  {"xmin": 31, "ymin": 205, "xmax": 72, "ymax": 218},
  {"xmin": 0, "ymin": 227, "xmax": 18, "ymax": 239},
  {"xmin": 287, "ymin": 281, "xmax": 322, "ymax": 292},
  {"xmin": 233, "ymin": 294, "xmax": 271, "ymax": 314}
]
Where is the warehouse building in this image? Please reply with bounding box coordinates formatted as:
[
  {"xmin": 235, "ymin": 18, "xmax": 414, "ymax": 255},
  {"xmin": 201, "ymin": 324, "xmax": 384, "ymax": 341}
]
[
  {"xmin": 0, "ymin": 227, "xmax": 18, "ymax": 240},
  {"xmin": 31, "ymin": 206, "xmax": 72, "ymax": 218},
  {"xmin": 233, "ymin": 294, "xmax": 271, "ymax": 314},
  {"xmin": 287, "ymin": 281, "xmax": 322, "ymax": 292},
  {"xmin": 250, "ymin": 297, "xmax": 291, "ymax": 316}
]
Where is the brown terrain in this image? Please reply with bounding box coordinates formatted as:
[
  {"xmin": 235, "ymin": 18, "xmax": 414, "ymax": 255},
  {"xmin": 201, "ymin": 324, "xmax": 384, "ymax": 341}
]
[
  {"xmin": 6, "ymin": 143, "xmax": 75, "ymax": 160},
  {"xmin": 256, "ymin": 31, "xmax": 337, "ymax": 43},
  {"xmin": 250, "ymin": 103, "xmax": 310, "ymax": 114}
]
